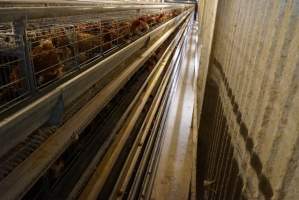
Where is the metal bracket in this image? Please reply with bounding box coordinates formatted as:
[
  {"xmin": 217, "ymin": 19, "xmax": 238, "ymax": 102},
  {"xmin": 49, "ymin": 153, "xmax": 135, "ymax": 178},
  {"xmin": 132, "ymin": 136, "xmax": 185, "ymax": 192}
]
[
  {"xmin": 144, "ymin": 36, "xmax": 151, "ymax": 48},
  {"xmin": 14, "ymin": 16, "xmax": 37, "ymax": 94},
  {"xmin": 47, "ymin": 94, "xmax": 64, "ymax": 126}
]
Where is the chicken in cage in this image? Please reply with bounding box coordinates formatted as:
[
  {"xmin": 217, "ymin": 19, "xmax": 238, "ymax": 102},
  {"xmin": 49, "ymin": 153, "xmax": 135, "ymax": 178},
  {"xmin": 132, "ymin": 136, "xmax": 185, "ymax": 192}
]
[
  {"xmin": 29, "ymin": 9, "xmax": 179, "ymax": 78},
  {"xmin": 30, "ymin": 39, "xmax": 64, "ymax": 85},
  {"xmin": 0, "ymin": 7, "xmax": 184, "ymax": 112},
  {"xmin": 27, "ymin": 22, "xmax": 76, "ymax": 86},
  {"xmin": 131, "ymin": 17, "xmax": 150, "ymax": 36},
  {"xmin": 75, "ymin": 22, "xmax": 102, "ymax": 64},
  {"xmin": 118, "ymin": 20, "xmax": 132, "ymax": 44},
  {"xmin": 0, "ymin": 25, "xmax": 28, "ymax": 110},
  {"xmin": 101, "ymin": 19, "xmax": 119, "ymax": 53}
]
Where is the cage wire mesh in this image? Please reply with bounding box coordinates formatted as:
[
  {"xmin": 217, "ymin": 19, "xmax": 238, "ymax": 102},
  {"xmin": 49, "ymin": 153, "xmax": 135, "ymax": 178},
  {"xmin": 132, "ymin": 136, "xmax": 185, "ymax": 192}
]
[
  {"xmin": 0, "ymin": 7, "xmax": 185, "ymax": 112},
  {"xmin": 0, "ymin": 22, "xmax": 29, "ymax": 111}
]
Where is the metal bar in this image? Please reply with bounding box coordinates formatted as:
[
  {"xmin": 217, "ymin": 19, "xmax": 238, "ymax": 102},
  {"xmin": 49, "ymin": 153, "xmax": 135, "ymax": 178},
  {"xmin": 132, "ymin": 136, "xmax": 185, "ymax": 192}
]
[
  {"xmin": 143, "ymin": 19, "xmax": 194, "ymax": 199},
  {"xmin": 212, "ymin": 124, "xmax": 229, "ymax": 200},
  {"xmin": 208, "ymin": 107, "xmax": 226, "ymax": 200},
  {"xmin": 0, "ymin": 4, "xmax": 188, "ymax": 23},
  {"xmin": 109, "ymin": 19, "xmax": 188, "ymax": 199},
  {"xmin": 190, "ymin": 21, "xmax": 199, "ymax": 200},
  {"xmin": 14, "ymin": 18, "xmax": 37, "ymax": 94},
  {"xmin": 218, "ymin": 137, "xmax": 233, "ymax": 200},
  {"xmin": 206, "ymin": 97, "xmax": 221, "ymax": 180},
  {"xmin": 0, "ymin": 0, "xmax": 186, "ymax": 6},
  {"xmin": 135, "ymin": 29, "xmax": 188, "ymax": 200}
]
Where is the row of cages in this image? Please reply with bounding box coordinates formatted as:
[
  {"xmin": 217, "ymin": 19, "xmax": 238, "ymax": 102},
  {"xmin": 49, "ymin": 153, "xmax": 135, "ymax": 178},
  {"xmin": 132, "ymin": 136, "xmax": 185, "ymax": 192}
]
[{"xmin": 0, "ymin": 6, "xmax": 187, "ymax": 113}]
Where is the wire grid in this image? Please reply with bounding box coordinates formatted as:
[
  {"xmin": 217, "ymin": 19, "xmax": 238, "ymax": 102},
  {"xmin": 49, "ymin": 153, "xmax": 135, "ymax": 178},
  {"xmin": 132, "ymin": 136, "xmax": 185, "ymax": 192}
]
[
  {"xmin": 26, "ymin": 11, "xmax": 141, "ymax": 88},
  {"xmin": 0, "ymin": 7, "xmax": 184, "ymax": 112},
  {"xmin": 0, "ymin": 23, "xmax": 30, "ymax": 111}
]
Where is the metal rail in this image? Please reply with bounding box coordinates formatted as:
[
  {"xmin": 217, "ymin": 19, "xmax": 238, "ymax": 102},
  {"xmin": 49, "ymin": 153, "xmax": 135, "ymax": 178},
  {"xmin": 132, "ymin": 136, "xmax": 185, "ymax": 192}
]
[
  {"xmin": 0, "ymin": 0, "xmax": 186, "ymax": 7},
  {"xmin": 43, "ymin": 64, "xmax": 152, "ymax": 200},
  {"xmin": 79, "ymin": 36, "xmax": 171, "ymax": 200},
  {"xmin": 0, "ymin": 3, "xmax": 188, "ymax": 22},
  {"xmin": 109, "ymin": 15, "xmax": 191, "ymax": 200},
  {"xmin": 0, "ymin": 10, "xmax": 191, "ymax": 200},
  {"xmin": 0, "ymin": 10, "xmax": 190, "ymax": 158},
  {"xmin": 78, "ymin": 15, "xmax": 190, "ymax": 200},
  {"xmin": 138, "ymin": 19, "xmax": 193, "ymax": 199},
  {"xmin": 63, "ymin": 67, "xmax": 152, "ymax": 200}
]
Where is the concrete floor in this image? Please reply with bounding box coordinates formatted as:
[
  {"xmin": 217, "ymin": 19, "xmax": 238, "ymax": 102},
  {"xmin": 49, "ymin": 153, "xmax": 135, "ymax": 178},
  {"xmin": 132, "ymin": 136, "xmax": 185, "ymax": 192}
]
[{"xmin": 151, "ymin": 21, "xmax": 198, "ymax": 200}]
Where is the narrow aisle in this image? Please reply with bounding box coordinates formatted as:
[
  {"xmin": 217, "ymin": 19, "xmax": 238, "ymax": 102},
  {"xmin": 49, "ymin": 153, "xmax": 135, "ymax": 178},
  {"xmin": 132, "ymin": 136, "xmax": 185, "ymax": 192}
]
[{"xmin": 151, "ymin": 21, "xmax": 199, "ymax": 200}]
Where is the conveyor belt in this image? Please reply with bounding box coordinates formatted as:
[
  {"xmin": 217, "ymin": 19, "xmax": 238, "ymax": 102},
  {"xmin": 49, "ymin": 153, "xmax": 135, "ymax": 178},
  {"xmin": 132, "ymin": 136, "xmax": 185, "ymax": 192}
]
[{"xmin": 0, "ymin": 127, "xmax": 56, "ymax": 181}]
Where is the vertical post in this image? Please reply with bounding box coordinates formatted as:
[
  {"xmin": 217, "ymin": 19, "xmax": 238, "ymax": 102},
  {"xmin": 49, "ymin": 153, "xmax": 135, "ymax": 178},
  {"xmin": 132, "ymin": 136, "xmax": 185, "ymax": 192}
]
[
  {"xmin": 13, "ymin": 16, "xmax": 37, "ymax": 94},
  {"xmin": 47, "ymin": 93, "xmax": 64, "ymax": 126},
  {"xmin": 100, "ymin": 19, "xmax": 104, "ymax": 57},
  {"xmin": 71, "ymin": 25, "xmax": 80, "ymax": 68}
]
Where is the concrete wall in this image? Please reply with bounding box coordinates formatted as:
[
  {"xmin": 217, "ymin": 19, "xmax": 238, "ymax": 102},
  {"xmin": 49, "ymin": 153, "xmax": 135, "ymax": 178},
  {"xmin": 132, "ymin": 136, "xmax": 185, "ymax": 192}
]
[
  {"xmin": 196, "ymin": 0, "xmax": 219, "ymax": 125},
  {"xmin": 197, "ymin": 1, "xmax": 299, "ymax": 199}
]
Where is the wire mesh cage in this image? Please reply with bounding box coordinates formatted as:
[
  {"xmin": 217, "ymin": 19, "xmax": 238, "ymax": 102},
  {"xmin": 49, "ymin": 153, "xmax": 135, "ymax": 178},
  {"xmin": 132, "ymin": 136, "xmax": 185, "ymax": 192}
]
[
  {"xmin": 0, "ymin": 22, "xmax": 30, "ymax": 111},
  {"xmin": 0, "ymin": 5, "xmax": 186, "ymax": 112}
]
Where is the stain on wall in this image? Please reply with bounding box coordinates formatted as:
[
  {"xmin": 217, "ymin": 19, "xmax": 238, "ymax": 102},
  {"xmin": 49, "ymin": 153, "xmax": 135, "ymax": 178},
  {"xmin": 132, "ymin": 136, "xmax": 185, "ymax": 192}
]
[{"xmin": 197, "ymin": 1, "xmax": 299, "ymax": 199}]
